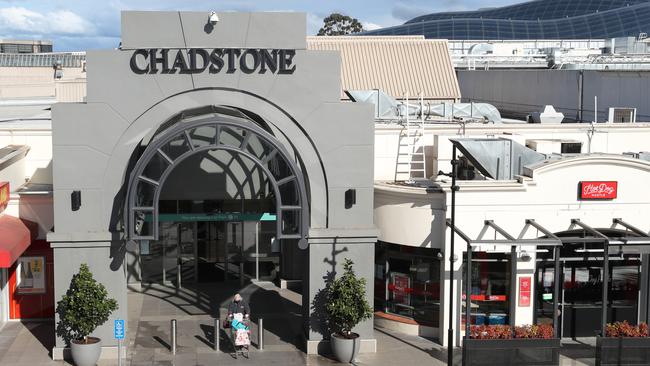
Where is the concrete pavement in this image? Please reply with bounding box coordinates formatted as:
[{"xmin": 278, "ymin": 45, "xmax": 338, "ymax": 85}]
[{"xmin": 0, "ymin": 281, "xmax": 597, "ymax": 365}]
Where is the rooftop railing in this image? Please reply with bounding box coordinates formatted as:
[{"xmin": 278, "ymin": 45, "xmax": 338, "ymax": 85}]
[{"xmin": 0, "ymin": 52, "xmax": 86, "ymax": 68}]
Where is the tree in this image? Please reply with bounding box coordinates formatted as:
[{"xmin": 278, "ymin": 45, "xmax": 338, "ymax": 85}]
[
  {"xmin": 317, "ymin": 13, "xmax": 364, "ymax": 36},
  {"xmin": 56, "ymin": 263, "xmax": 119, "ymax": 345},
  {"xmin": 325, "ymin": 258, "xmax": 372, "ymax": 337}
]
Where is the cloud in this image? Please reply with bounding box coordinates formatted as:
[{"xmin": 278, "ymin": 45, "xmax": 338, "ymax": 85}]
[
  {"xmin": 0, "ymin": 7, "xmax": 94, "ymax": 36},
  {"xmin": 362, "ymin": 22, "xmax": 382, "ymax": 31}
]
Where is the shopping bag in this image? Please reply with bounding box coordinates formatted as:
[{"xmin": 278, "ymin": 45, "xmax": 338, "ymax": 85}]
[{"xmin": 235, "ymin": 329, "xmax": 250, "ymax": 346}]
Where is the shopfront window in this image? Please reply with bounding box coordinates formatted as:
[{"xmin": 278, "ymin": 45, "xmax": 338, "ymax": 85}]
[
  {"xmin": 463, "ymin": 252, "xmax": 511, "ymax": 326},
  {"xmin": 375, "ymin": 242, "xmax": 441, "ymax": 327},
  {"xmin": 535, "ymin": 253, "xmax": 641, "ymax": 338}
]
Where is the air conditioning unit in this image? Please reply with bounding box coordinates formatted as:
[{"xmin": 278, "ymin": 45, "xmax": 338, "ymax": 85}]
[
  {"xmin": 608, "ymin": 107, "xmax": 636, "ymax": 123},
  {"xmin": 529, "ymin": 105, "xmax": 564, "ymax": 124}
]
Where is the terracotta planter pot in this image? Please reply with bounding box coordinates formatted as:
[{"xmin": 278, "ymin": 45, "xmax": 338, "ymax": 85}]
[
  {"xmin": 331, "ymin": 332, "xmax": 360, "ymax": 364},
  {"xmin": 71, "ymin": 337, "xmax": 102, "ymax": 366}
]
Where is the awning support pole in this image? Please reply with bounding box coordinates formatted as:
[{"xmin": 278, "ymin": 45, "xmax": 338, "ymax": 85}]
[
  {"xmin": 553, "ymin": 246, "xmax": 561, "ymax": 338},
  {"xmin": 612, "ymin": 218, "xmax": 650, "ymax": 237},
  {"xmin": 602, "ymin": 241, "xmax": 609, "ymax": 336},
  {"xmin": 447, "ymin": 145, "xmax": 458, "ymax": 365},
  {"xmin": 510, "ymin": 245, "xmax": 517, "ymax": 330},
  {"xmin": 465, "ymin": 238, "xmax": 472, "ymax": 340}
]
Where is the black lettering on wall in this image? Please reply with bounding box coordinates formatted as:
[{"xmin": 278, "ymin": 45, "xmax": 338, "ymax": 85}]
[
  {"xmin": 259, "ymin": 49, "xmax": 278, "ymax": 74},
  {"xmin": 149, "ymin": 49, "xmax": 170, "ymax": 73},
  {"xmin": 130, "ymin": 49, "xmax": 149, "ymax": 74},
  {"xmin": 240, "ymin": 49, "xmax": 261, "ymax": 74},
  {"xmin": 131, "ymin": 48, "xmax": 296, "ymax": 75},
  {"xmin": 278, "ymin": 50, "xmax": 296, "ymax": 74},
  {"xmin": 209, "ymin": 49, "xmax": 225, "ymax": 73},
  {"xmin": 189, "ymin": 49, "xmax": 209, "ymax": 73},
  {"xmin": 223, "ymin": 49, "xmax": 241, "ymax": 73},
  {"xmin": 171, "ymin": 50, "xmax": 190, "ymax": 73}
]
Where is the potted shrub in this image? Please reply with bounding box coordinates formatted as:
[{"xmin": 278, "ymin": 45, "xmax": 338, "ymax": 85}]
[
  {"xmin": 55, "ymin": 263, "xmax": 119, "ymax": 366},
  {"xmin": 325, "ymin": 258, "xmax": 373, "ymax": 363},
  {"xmin": 596, "ymin": 321, "xmax": 650, "ymax": 366},
  {"xmin": 463, "ymin": 324, "xmax": 560, "ymax": 366}
]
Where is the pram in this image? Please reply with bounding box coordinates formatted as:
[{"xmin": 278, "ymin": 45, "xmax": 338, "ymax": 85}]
[{"xmin": 227, "ymin": 313, "xmax": 250, "ymax": 359}]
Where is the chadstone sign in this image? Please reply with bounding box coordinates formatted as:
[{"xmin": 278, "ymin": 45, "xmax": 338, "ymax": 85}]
[{"xmin": 130, "ymin": 48, "xmax": 297, "ymax": 75}]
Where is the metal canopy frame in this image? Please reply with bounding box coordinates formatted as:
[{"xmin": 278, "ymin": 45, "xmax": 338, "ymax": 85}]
[
  {"xmin": 124, "ymin": 113, "xmax": 310, "ymax": 249},
  {"xmin": 446, "ymin": 217, "xmax": 650, "ymax": 340}
]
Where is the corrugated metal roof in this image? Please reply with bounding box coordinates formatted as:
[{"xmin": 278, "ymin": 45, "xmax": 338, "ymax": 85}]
[{"xmin": 307, "ymin": 36, "xmax": 460, "ymax": 101}]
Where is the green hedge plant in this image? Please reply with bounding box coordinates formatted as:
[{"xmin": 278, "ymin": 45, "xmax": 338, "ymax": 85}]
[
  {"xmin": 325, "ymin": 258, "xmax": 372, "ymax": 338},
  {"xmin": 55, "ymin": 263, "xmax": 119, "ymax": 345}
]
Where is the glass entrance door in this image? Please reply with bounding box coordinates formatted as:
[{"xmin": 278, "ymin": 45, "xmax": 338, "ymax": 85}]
[
  {"xmin": 141, "ymin": 222, "xmax": 196, "ymax": 285},
  {"xmin": 141, "ymin": 219, "xmax": 280, "ymax": 285},
  {"xmin": 227, "ymin": 221, "xmax": 243, "ymax": 282},
  {"xmin": 178, "ymin": 222, "xmax": 196, "ymax": 284},
  {"xmin": 141, "ymin": 222, "xmax": 178, "ymax": 284},
  {"xmin": 562, "ymin": 264, "xmax": 604, "ymax": 338},
  {"xmin": 536, "ymin": 258, "xmax": 640, "ymax": 338},
  {"xmin": 197, "ymin": 221, "xmax": 230, "ymax": 281}
]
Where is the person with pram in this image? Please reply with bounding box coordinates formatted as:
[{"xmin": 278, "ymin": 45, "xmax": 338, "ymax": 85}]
[{"xmin": 226, "ymin": 294, "xmax": 251, "ymax": 357}]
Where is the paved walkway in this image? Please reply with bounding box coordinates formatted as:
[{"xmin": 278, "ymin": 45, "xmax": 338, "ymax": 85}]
[{"xmin": 0, "ymin": 281, "xmax": 598, "ymax": 365}]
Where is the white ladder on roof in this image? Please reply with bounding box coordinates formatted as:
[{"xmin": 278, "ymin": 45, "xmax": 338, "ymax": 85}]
[{"xmin": 396, "ymin": 93, "xmax": 426, "ymax": 182}]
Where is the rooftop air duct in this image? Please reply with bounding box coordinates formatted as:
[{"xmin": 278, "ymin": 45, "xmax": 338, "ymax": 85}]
[
  {"xmin": 346, "ymin": 89, "xmax": 502, "ymax": 123},
  {"xmin": 450, "ymin": 138, "xmax": 546, "ymax": 180}
]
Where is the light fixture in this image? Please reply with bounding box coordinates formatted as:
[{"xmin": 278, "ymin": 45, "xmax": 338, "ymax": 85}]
[
  {"xmin": 208, "ymin": 11, "xmax": 219, "ymax": 25},
  {"xmin": 344, "ymin": 189, "xmax": 356, "ymax": 209},
  {"xmin": 520, "ymin": 250, "xmax": 532, "ymax": 262},
  {"xmin": 71, "ymin": 190, "xmax": 81, "ymax": 211}
]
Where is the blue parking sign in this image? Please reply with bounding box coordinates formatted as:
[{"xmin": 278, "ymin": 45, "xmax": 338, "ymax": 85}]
[{"xmin": 114, "ymin": 319, "xmax": 125, "ymax": 340}]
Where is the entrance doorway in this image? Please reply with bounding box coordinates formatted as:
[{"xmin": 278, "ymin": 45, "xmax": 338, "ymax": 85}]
[
  {"xmin": 140, "ymin": 211, "xmax": 279, "ymax": 286},
  {"xmin": 535, "ymin": 247, "xmax": 640, "ymax": 338}
]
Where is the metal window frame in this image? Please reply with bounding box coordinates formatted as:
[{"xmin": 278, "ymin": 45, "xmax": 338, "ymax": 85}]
[{"xmin": 124, "ymin": 113, "xmax": 310, "ymax": 249}]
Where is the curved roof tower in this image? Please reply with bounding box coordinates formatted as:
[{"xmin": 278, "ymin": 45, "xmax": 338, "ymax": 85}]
[{"xmin": 363, "ymin": 0, "xmax": 650, "ymax": 40}]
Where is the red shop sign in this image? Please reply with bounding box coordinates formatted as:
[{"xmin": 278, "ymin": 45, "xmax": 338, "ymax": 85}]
[
  {"xmin": 579, "ymin": 181, "xmax": 617, "ymax": 200},
  {"xmin": 519, "ymin": 277, "xmax": 531, "ymax": 307}
]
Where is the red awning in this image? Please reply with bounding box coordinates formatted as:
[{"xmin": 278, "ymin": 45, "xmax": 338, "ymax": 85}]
[{"xmin": 0, "ymin": 215, "xmax": 31, "ymax": 268}]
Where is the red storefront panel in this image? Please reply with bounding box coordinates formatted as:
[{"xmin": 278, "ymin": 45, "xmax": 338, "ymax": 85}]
[
  {"xmin": 9, "ymin": 240, "xmax": 55, "ymax": 319},
  {"xmin": 519, "ymin": 277, "xmax": 532, "ymax": 307}
]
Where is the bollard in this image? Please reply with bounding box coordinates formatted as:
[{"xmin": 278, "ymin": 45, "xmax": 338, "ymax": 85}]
[
  {"xmin": 214, "ymin": 318, "xmax": 220, "ymax": 352},
  {"xmin": 176, "ymin": 264, "xmax": 182, "ymax": 289},
  {"xmin": 258, "ymin": 318, "xmax": 264, "ymax": 350},
  {"xmin": 171, "ymin": 319, "xmax": 177, "ymax": 355}
]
